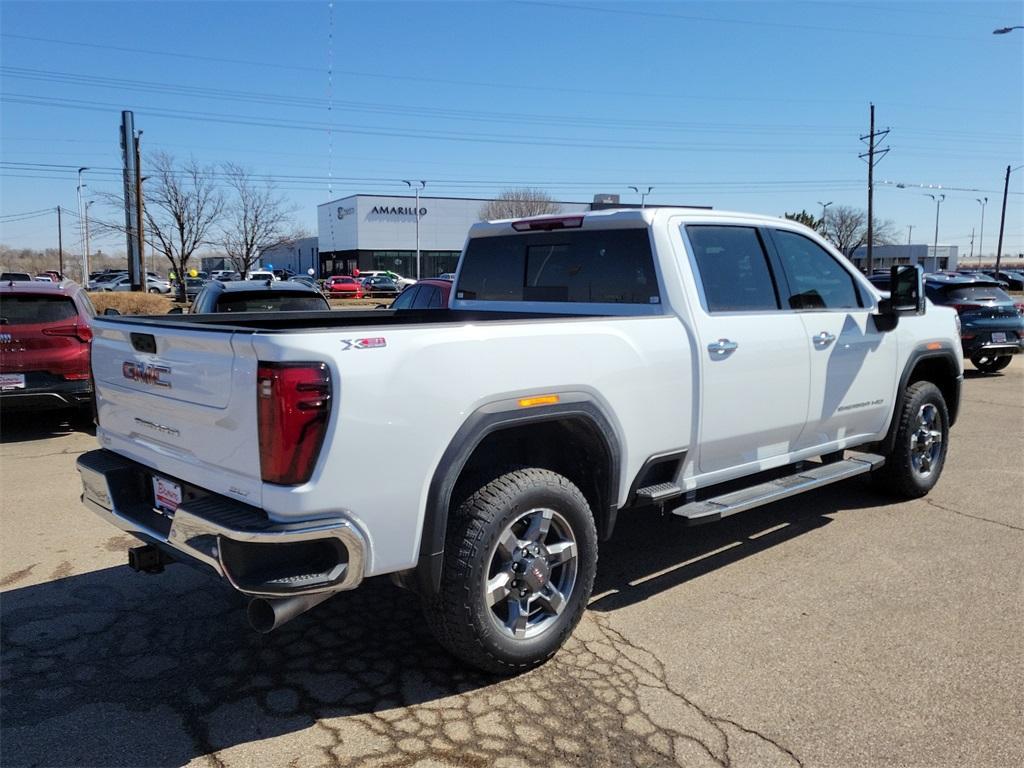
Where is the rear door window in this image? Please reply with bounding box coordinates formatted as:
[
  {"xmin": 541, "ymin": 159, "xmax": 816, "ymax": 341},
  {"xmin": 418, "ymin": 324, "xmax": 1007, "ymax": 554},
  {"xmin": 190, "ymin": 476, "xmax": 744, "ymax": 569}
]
[
  {"xmin": 456, "ymin": 229, "xmax": 659, "ymax": 305},
  {"xmin": 684, "ymin": 225, "xmax": 779, "ymax": 312},
  {"xmin": 0, "ymin": 295, "xmax": 78, "ymax": 324},
  {"xmin": 412, "ymin": 286, "xmax": 437, "ymax": 309},
  {"xmin": 390, "ymin": 286, "xmax": 419, "ymax": 309},
  {"xmin": 770, "ymin": 229, "xmax": 861, "ymax": 310}
]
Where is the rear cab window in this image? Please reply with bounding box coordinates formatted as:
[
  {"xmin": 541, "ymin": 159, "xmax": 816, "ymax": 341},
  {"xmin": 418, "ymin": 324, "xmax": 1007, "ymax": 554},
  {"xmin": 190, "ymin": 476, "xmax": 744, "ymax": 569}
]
[
  {"xmin": 0, "ymin": 294, "xmax": 79, "ymax": 324},
  {"xmin": 455, "ymin": 228, "xmax": 661, "ymax": 311}
]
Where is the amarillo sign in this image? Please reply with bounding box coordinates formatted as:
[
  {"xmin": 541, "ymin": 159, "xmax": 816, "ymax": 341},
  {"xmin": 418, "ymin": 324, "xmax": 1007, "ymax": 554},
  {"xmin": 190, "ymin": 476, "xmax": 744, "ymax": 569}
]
[{"xmin": 369, "ymin": 205, "xmax": 427, "ymax": 216}]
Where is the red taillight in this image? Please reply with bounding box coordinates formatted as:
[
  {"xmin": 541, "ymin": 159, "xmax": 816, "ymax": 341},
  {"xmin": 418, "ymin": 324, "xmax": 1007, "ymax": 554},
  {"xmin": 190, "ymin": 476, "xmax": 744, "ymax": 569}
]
[
  {"xmin": 511, "ymin": 215, "xmax": 584, "ymax": 232},
  {"xmin": 42, "ymin": 322, "xmax": 92, "ymax": 343},
  {"xmin": 257, "ymin": 362, "xmax": 332, "ymax": 485}
]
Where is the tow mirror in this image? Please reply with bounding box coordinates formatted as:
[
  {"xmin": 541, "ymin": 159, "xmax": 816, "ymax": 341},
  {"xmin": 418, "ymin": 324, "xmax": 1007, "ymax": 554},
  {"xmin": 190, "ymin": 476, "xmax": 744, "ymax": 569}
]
[
  {"xmin": 876, "ymin": 264, "xmax": 925, "ymax": 330},
  {"xmin": 103, "ymin": 307, "xmax": 121, "ymax": 316}
]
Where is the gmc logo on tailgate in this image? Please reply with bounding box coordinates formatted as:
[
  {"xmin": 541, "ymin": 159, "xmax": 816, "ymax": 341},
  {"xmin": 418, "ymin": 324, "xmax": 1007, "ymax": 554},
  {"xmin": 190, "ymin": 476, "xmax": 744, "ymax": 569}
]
[{"xmin": 122, "ymin": 362, "xmax": 171, "ymax": 388}]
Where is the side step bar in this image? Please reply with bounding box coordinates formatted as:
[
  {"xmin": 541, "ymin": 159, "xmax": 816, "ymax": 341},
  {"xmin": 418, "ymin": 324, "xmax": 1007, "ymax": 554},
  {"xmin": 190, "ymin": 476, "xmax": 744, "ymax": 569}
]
[{"xmin": 673, "ymin": 452, "xmax": 885, "ymax": 526}]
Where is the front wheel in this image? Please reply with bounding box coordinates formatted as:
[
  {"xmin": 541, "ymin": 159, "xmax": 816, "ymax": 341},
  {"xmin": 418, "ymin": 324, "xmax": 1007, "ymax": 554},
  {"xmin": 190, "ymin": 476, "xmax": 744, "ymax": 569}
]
[
  {"xmin": 971, "ymin": 354, "xmax": 1013, "ymax": 374},
  {"xmin": 873, "ymin": 381, "xmax": 949, "ymax": 499},
  {"xmin": 148, "ymin": 287, "xmax": 161, "ymax": 294},
  {"xmin": 423, "ymin": 467, "xmax": 597, "ymax": 675}
]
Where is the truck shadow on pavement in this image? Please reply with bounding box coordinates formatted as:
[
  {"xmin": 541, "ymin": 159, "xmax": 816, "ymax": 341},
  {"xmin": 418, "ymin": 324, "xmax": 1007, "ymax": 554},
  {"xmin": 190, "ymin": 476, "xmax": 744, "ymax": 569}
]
[
  {"xmin": 0, "ymin": 483, "xmax": 889, "ymax": 767},
  {"xmin": 0, "ymin": 411, "xmax": 94, "ymax": 444}
]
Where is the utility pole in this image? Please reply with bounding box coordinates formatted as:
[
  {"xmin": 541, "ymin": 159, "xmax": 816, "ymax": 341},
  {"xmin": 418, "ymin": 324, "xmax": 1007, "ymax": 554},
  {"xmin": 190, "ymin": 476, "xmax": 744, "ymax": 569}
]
[
  {"xmin": 817, "ymin": 201, "xmax": 832, "ymax": 234},
  {"xmin": 976, "ymin": 197, "xmax": 988, "ymax": 264},
  {"xmin": 994, "ymin": 164, "xmax": 1020, "ymax": 275},
  {"xmin": 906, "ymin": 224, "xmax": 913, "ymax": 245},
  {"xmin": 859, "ymin": 103, "xmax": 890, "ymax": 274},
  {"xmin": 56, "ymin": 206, "xmax": 64, "ymax": 277},
  {"xmin": 403, "ymin": 179, "xmax": 426, "ymax": 279}
]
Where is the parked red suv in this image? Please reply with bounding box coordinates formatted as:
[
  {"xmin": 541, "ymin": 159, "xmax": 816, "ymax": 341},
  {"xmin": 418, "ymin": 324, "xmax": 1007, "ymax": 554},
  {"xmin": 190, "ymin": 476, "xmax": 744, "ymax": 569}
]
[{"xmin": 0, "ymin": 280, "xmax": 95, "ymax": 421}]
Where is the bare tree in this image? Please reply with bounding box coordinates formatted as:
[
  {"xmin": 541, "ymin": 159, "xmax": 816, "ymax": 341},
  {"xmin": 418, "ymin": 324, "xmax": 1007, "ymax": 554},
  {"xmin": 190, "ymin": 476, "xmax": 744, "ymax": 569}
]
[
  {"xmin": 821, "ymin": 205, "xmax": 897, "ymax": 256},
  {"xmin": 220, "ymin": 163, "xmax": 298, "ymax": 278},
  {"xmin": 141, "ymin": 152, "xmax": 224, "ymax": 299},
  {"xmin": 479, "ymin": 188, "xmax": 561, "ymax": 221}
]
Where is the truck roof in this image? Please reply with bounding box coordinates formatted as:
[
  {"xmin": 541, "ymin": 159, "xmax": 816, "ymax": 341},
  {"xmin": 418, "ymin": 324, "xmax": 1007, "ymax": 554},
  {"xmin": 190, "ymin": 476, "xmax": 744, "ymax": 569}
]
[{"xmin": 470, "ymin": 207, "xmax": 798, "ymax": 238}]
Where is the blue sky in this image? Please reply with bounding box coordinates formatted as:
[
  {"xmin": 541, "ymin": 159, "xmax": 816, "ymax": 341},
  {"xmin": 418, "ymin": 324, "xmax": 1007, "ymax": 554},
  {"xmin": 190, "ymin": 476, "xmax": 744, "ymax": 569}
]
[{"xmin": 1, "ymin": 0, "xmax": 1022, "ymax": 258}]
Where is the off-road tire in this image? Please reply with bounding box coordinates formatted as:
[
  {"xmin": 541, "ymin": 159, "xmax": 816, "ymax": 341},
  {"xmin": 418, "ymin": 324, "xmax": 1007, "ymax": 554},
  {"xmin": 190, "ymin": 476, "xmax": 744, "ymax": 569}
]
[
  {"xmin": 872, "ymin": 381, "xmax": 949, "ymax": 499},
  {"xmin": 422, "ymin": 467, "xmax": 597, "ymax": 675},
  {"xmin": 971, "ymin": 354, "xmax": 1013, "ymax": 374}
]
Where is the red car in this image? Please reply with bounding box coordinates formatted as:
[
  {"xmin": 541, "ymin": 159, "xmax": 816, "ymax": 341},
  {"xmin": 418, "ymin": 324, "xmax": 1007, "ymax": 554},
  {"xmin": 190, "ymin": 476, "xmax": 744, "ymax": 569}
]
[
  {"xmin": 325, "ymin": 275, "xmax": 365, "ymax": 298},
  {"xmin": 0, "ymin": 280, "xmax": 95, "ymax": 421}
]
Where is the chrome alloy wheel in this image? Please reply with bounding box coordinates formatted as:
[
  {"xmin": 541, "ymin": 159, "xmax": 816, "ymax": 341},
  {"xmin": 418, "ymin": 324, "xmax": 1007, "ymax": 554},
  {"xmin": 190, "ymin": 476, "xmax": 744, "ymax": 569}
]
[
  {"xmin": 910, "ymin": 403, "xmax": 943, "ymax": 477},
  {"xmin": 484, "ymin": 508, "xmax": 578, "ymax": 640}
]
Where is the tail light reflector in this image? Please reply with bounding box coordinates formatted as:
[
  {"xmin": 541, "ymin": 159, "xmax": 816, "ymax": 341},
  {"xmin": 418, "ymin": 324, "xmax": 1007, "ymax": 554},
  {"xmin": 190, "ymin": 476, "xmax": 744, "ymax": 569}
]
[
  {"xmin": 257, "ymin": 362, "xmax": 332, "ymax": 485},
  {"xmin": 42, "ymin": 321, "xmax": 93, "ymax": 343}
]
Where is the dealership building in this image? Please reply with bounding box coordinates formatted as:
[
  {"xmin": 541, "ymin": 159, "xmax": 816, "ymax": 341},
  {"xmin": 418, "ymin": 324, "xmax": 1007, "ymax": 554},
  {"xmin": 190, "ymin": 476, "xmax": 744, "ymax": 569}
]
[
  {"xmin": 850, "ymin": 243, "xmax": 959, "ymax": 273},
  {"xmin": 316, "ymin": 194, "xmax": 593, "ymax": 279}
]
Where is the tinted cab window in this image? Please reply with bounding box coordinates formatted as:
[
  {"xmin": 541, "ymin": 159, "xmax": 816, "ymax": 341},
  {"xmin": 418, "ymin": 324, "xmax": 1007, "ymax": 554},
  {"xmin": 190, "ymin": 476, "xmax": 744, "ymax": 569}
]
[
  {"xmin": 770, "ymin": 230, "xmax": 860, "ymax": 310},
  {"xmin": 685, "ymin": 225, "xmax": 778, "ymax": 312},
  {"xmin": 457, "ymin": 229, "xmax": 659, "ymax": 305}
]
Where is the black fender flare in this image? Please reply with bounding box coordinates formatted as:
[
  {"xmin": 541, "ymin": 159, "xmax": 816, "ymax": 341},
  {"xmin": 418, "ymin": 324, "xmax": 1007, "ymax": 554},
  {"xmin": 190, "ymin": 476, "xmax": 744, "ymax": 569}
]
[
  {"xmin": 881, "ymin": 343, "xmax": 962, "ymax": 454},
  {"xmin": 415, "ymin": 394, "xmax": 621, "ymax": 595}
]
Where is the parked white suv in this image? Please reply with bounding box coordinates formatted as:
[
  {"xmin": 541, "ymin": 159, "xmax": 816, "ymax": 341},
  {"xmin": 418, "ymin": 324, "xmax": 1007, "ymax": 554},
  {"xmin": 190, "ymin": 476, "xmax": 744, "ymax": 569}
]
[{"xmin": 77, "ymin": 208, "xmax": 962, "ymax": 672}]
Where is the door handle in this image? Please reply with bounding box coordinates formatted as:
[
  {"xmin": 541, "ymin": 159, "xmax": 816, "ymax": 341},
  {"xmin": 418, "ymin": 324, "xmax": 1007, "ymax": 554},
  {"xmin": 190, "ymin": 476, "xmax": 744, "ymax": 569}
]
[
  {"xmin": 708, "ymin": 338, "xmax": 739, "ymax": 356},
  {"xmin": 813, "ymin": 331, "xmax": 837, "ymax": 347}
]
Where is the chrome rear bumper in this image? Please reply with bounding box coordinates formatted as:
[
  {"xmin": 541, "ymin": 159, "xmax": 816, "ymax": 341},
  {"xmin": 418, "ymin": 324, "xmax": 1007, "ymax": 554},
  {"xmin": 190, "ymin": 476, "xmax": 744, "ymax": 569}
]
[{"xmin": 77, "ymin": 449, "xmax": 366, "ymax": 598}]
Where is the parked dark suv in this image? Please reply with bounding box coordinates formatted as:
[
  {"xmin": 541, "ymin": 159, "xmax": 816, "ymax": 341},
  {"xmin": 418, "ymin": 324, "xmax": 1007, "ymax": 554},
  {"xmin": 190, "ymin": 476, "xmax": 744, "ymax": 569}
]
[
  {"xmin": 924, "ymin": 274, "xmax": 1024, "ymax": 373},
  {"xmin": 189, "ymin": 278, "xmax": 330, "ymax": 313},
  {"xmin": 0, "ymin": 280, "xmax": 95, "ymax": 420}
]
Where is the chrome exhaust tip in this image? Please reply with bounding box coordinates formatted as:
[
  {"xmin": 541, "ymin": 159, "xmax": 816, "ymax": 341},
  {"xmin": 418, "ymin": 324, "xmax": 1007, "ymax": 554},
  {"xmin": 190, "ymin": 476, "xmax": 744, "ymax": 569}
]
[{"xmin": 247, "ymin": 592, "xmax": 333, "ymax": 633}]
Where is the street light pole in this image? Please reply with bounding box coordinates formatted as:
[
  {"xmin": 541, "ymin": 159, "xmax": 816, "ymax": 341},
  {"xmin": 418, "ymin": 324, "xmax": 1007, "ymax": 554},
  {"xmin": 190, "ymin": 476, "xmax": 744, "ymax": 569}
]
[
  {"xmin": 76, "ymin": 166, "xmax": 89, "ymax": 282},
  {"xmin": 84, "ymin": 200, "xmax": 94, "ymax": 269},
  {"xmin": 906, "ymin": 224, "xmax": 914, "ymax": 245},
  {"xmin": 994, "ymin": 164, "xmax": 1023, "ymax": 275},
  {"xmin": 976, "ymin": 197, "xmax": 988, "ymax": 265},
  {"xmin": 925, "ymin": 193, "xmax": 945, "ymax": 267},
  {"xmin": 629, "ymin": 186, "xmax": 653, "ymax": 208},
  {"xmin": 992, "ymin": 25, "xmax": 1024, "ymax": 34},
  {"xmin": 817, "ymin": 201, "xmax": 832, "ymax": 234},
  {"xmin": 403, "ymin": 179, "xmax": 426, "ymax": 279}
]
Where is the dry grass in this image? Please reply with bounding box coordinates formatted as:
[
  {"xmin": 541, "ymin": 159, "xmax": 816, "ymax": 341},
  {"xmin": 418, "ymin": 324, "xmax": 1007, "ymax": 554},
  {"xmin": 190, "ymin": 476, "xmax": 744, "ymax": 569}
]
[{"xmin": 88, "ymin": 292, "xmax": 177, "ymax": 316}]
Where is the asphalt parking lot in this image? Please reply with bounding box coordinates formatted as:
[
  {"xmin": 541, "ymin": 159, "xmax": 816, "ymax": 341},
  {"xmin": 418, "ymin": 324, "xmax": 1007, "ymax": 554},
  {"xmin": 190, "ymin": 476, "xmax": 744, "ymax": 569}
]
[{"xmin": 1, "ymin": 366, "xmax": 1021, "ymax": 768}]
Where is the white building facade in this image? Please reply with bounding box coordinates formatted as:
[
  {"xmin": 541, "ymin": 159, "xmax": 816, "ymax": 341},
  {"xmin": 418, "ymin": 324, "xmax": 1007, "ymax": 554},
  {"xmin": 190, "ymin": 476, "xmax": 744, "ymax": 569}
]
[
  {"xmin": 317, "ymin": 194, "xmax": 590, "ymax": 279},
  {"xmin": 850, "ymin": 243, "xmax": 959, "ymax": 273}
]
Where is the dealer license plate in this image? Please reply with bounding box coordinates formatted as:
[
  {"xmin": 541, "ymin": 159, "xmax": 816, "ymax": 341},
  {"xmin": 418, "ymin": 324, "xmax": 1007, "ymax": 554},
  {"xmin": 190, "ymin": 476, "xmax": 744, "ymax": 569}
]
[
  {"xmin": 991, "ymin": 332, "xmax": 1007, "ymax": 343},
  {"xmin": 0, "ymin": 373, "xmax": 26, "ymax": 390},
  {"xmin": 152, "ymin": 476, "xmax": 182, "ymax": 515}
]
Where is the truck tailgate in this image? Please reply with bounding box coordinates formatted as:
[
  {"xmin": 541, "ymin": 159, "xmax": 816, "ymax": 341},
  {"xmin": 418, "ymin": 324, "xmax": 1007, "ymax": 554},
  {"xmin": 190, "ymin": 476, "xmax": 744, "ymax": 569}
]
[{"xmin": 90, "ymin": 319, "xmax": 263, "ymax": 507}]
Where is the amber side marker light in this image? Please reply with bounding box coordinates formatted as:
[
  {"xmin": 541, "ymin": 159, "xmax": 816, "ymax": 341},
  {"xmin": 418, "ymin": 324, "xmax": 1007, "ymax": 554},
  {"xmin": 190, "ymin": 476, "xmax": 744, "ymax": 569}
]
[
  {"xmin": 518, "ymin": 394, "xmax": 560, "ymax": 408},
  {"xmin": 926, "ymin": 342, "xmax": 942, "ymax": 350}
]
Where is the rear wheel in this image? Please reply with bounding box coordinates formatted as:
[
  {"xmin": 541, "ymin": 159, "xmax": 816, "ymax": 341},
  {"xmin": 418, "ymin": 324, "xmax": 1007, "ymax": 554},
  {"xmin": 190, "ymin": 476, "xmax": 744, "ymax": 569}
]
[
  {"xmin": 873, "ymin": 381, "xmax": 949, "ymax": 499},
  {"xmin": 148, "ymin": 287, "xmax": 161, "ymax": 294},
  {"xmin": 423, "ymin": 467, "xmax": 597, "ymax": 675},
  {"xmin": 971, "ymin": 354, "xmax": 1013, "ymax": 373}
]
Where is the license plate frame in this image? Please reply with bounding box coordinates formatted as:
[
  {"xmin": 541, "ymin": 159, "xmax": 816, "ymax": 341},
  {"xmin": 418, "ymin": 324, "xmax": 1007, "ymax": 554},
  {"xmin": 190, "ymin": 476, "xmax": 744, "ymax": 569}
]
[
  {"xmin": 991, "ymin": 331, "xmax": 1007, "ymax": 344},
  {"xmin": 0, "ymin": 373, "xmax": 26, "ymax": 390},
  {"xmin": 152, "ymin": 475, "xmax": 183, "ymax": 515}
]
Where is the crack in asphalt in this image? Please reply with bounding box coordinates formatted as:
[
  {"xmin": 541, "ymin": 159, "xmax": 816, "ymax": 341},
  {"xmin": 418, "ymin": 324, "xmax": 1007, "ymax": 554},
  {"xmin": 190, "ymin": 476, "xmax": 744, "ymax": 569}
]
[
  {"xmin": 924, "ymin": 497, "xmax": 1024, "ymax": 532},
  {"xmin": 1, "ymin": 567, "xmax": 801, "ymax": 767}
]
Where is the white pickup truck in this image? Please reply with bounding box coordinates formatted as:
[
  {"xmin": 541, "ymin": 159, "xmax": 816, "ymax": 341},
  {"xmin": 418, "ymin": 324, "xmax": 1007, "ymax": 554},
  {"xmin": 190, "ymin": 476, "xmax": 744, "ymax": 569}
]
[{"xmin": 77, "ymin": 208, "xmax": 962, "ymax": 673}]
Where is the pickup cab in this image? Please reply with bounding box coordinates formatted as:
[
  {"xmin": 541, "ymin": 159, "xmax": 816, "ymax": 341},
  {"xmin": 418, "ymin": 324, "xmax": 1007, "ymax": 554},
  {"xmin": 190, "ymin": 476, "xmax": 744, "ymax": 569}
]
[{"xmin": 77, "ymin": 208, "xmax": 962, "ymax": 673}]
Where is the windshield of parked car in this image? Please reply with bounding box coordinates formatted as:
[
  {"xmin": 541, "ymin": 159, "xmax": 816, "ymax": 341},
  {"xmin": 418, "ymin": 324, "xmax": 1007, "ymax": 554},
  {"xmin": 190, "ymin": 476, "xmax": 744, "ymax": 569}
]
[
  {"xmin": 0, "ymin": 294, "xmax": 78, "ymax": 324},
  {"xmin": 214, "ymin": 291, "xmax": 329, "ymax": 312}
]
